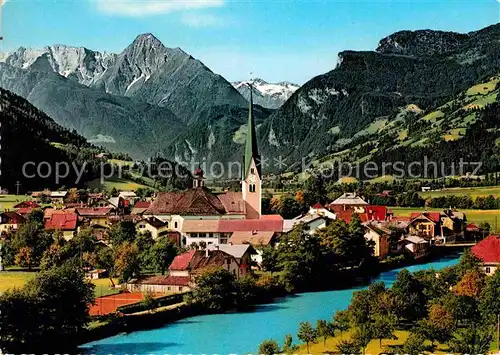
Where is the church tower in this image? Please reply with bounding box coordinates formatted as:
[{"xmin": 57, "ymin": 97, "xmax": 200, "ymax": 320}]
[{"xmin": 242, "ymin": 83, "xmax": 262, "ymax": 219}]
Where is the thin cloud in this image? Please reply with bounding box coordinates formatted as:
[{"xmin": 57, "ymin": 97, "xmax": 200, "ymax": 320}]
[
  {"xmin": 95, "ymin": 0, "xmax": 225, "ymax": 17},
  {"xmin": 181, "ymin": 13, "xmax": 225, "ymax": 27}
]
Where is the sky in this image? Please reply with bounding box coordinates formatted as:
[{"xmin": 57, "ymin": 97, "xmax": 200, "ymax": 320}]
[{"xmin": 0, "ymin": 0, "xmax": 499, "ymax": 84}]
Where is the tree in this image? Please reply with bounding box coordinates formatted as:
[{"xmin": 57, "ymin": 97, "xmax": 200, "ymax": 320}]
[
  {"xmin": 108, "ymin": 221, "xmax": 136, "ymax": 245},
  {"xmin": 420, "ymin": 303, "xmax": 455, "ymax": 345},
  {"xmin": 332, "ymin": 309, "xmax": 350, "ymax": 340},
  {"xmin": 316, "ymin": 319, "xmax": 330, "ymax": 346},
  {"xmin": 480, "ymin": 269, "xmax": 500, "ymax": 351},
  {"xmin": 95, "ymin": 247, "xmax": 116, "ymax": 287},
  {"xmin": 391, "ymin": 269, "xmax": 425, "ymax": 321},
  {"xmin": 151, "ymin": 236, "xmax": 178, "ymax": 274},
  {"xmin": 351, "ymin": 324, "xmax": 373, "ymax": 355},
  {"xmin": 336, "ymin": 339, "xmax": 360, "ymax": 354},
  {"xmin": 40, "ymin": 243, "xmax": 65, "ymax": 270},
  {"xmin": 258, "ymin": 339, "xmax": 280, "ymax": 355},
  {"xmin": 0, "ymin": 262, "xmax": 95, "ymax": 353},
  {"xmin": 276, "ymin": 225, "xmax": 324, "ymax": 291},
  {"xmin": 261, "ymin": 245, "xmax": 279, "ymax": 273},
  {"xmin": 114, "ymin": 242, "xmax": 140, "ymax": 282},
  {"xmin": 447, "ymin": 326, "xmax": 492, "ymax": 354},
  {"xmin": 372, "ymin": 313, "xmax": 397, "ymax": 348},
  {"xmin": 141, "ymin": 291, "xmax": 159, "ymax": 313},
  {"xmin": 297, "ymin": 321, "xmax": 317, "ymax": 353},
  {"xmin": 12, "ymin": 219, "xmax": 52, "ymax": 269},
  {"xmin": 186, "ymin": 267, "xmax": 236, "ymax": 311},
  {"xmin": 453, "ymin": 269, "xmax": 485, "ymax": 299},
  {"xmin": 282, "ymin": 333, "xmax": 297, "ymax": 353},
  {"xmin": 400, "ymin": 332, "xmax": 427, "ymax": 354}
]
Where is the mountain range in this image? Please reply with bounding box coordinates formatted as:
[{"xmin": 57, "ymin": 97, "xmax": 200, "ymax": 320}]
[
  {"xmin": 1, "ymin": 24, "xmax": 499, "ymax": 178},
  {"xmin": 232, "ymin": 78, "xmax": 300, "ymax": 109},
  {"xmin": 0, "ymin": 34, "xmax": 248, "ymax": 158},
  {"xmin": 257, "ymin": 23, "xmax": 500, "ymax": 172}
]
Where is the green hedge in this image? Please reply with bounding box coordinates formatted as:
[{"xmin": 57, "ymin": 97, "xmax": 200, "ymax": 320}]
[{"xmin": 116, "ymin": 292, "xmax": 191, "ymax": 314}]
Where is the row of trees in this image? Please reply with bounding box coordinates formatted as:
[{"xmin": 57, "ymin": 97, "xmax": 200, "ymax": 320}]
[
  {"xmin": 1, "ymin": 210, "xmax": 179, "ymax": 284},
  {"xmin": 262, "ymin": 251, "xmax": 500, "ymax": 354},
  {"xmin": 261, "ymin": 215, "xmax": 376, "ymax": 292},
  {"xmin": 0, "ymin": 262, "xmax": 95, "ymax": 353}
]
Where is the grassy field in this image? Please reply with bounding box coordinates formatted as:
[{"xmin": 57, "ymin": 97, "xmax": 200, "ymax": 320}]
[
  {"xmin": 0, "ymin": 270, "xmax": 119, "ymax": 297},
  {"xmin": 85, "ymin": 176, "xmax": 149, "ymax": 191},
  {"xmin": 294, "ymin": 328, "xmax": 483, "ymax": 354},
  {"xmin": 0, "ymin": 194, "xmax": 31, "ymax": 211},
  {"xmin": 391, "ymin": 207, "xmax": 500, "ymax": 232},
  {"xmin": 420, "ymin": 186, "xmax": 500, "ymax": 199},
  {"xmin": 0, "ymin": 271, "xmax": 35, "ymax": 293},
  {"xmin": 91, "ymin": 278, "xmax": 121, "ymax": 297}
]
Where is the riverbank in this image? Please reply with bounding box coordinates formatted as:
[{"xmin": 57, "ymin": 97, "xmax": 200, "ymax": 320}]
[{"xmin": 80, "ymin": 254, "xmax": 461, "ymax": 354}]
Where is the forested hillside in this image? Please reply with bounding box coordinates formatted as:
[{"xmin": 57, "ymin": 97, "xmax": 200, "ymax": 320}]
[
  {"xmin": 0, "ymin": 88, "xmax": 102, "ymax": 191},
  {"xmin": 258, "ymin": 24, "xmax": 500, "ymax": 173}
]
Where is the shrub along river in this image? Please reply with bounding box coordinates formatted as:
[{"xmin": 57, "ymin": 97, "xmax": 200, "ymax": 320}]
[{"xmin": 82, "ymin": 253, "xmax": 460, "ymax": 355}]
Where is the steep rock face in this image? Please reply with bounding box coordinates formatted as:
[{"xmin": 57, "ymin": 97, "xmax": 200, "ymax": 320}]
[
  {"xmin": 232, "ymin": 78, "xmax": 300, "ymax": 109},
  {"xmin": 0, "ymin": 63, "xmax": 185, "ymax": 158},
  {"xmin": 257, "ymin": 24, "xmax": 500, "ymax": 171},
  {"xmin": 163, "ymin": 104, "xmax": 273, "ymax": 169},
  {"xmin": 376, "ymin": 23, "xmax": 500, "ymax": 57},
  {"xmin": 1, "ymin": 34, "xmax": 248, "ymax": 125},
  {"xmin": 376, "ymin": 29, "xmax": 468, "ymax": 57}
]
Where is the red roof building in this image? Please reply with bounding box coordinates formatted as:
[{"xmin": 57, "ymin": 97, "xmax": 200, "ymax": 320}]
[
  {"xmin": 14, "ymin": 201, "xmax": 40, "ymax": 209},
  {"xmin": 472, "ymin": 235, "xmax": 500, "ymax": 275},
  {"xmin": 0, "ymin": 212, "xmax": 26, "ymax": 234},
  {"xmin": 45, "ymin": 212, "xmax": 78, "ymax": 240},
  {"xmin": 169, "ymin": 249, "xmax": 241, "ymax": 279}
]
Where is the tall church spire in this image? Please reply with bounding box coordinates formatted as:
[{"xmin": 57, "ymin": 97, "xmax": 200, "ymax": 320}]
[{"xmin": 244, "ymin": 82, "xmax": 260, "ymax": 177}]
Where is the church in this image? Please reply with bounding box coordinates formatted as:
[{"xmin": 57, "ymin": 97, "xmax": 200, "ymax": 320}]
[{"xmin": 143, "ymin": 85, "xmax": 283, "ymax": 247}]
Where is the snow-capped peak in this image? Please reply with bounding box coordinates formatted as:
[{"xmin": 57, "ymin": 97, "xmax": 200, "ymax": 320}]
[{"xmin": 232, "ymin": 78, "xmax": 300, "ymax": 109}]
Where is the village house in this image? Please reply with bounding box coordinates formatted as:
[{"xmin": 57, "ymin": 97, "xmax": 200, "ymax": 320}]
[
  {"xmin": 85, "ymin": 269, "xmax": 108, "ymax": 280},
  {"xmin": 127, "ymin": 248, "xmax": 241, "ymax": 293},
  {"xmin": 44, "ymin": 212, "xmax": 79, "ymax": 240},
  {"xmin": 50, "ymin": 191, "xmax": 68, "ymax": 204},
  {"xmin": 229, "ymin": 230, "xmax": 278, "ymax": 265},
  {"xmin": 0, "ymin": 212, "xmax": 26, "ymax": 234},
  {"xmin": 328, "ymin": 193, "xmax": 368, "ymax": 213},
  {"xmin": 13, "ymin": 201, "xmax": 40, "ymax": 216},
  {"xmin": 76, "ymin": 207, "xmax": 112, "ymax": 227},
  {"xmin": 285, "ymin": 213, "xmax": 329, "ymax": 234},
  {"xmin": 136, "ymin": 217, "xmax": 170, "ymax": 240},
  {"xmin": 465, "ymin": 223, "xmax": 489, "ymax": 241},
  {"xmin": 118, "ymin": 191, "xmax": 138, "ymax": 204},
  {"xmin": 364, "ymin": 222, "xmax": 391, "ymax": 259},
  {"xmin": 408, "ymin": 212, "xmax": 442, "ymax": 239},
  {"xmin": 131, "ymin": 201, "xmax": 151, "ymax": 215},
  {"xmin": 88, "ymin": 193, "xmax": 106, "ymax": 205},
  {"xmin": 402, "ymin": 235, "xmax": 430, "ymax": 259},
  {"xmin": 208, "ymin": 244, "xmax": 255, "ymax": 276},
  {"xmin": 472, "ymin": 235, "xmax": 500, "ymax": 275}
]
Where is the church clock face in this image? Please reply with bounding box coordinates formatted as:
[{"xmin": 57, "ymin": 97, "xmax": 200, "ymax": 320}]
[{"xmin": 249, "ymin": 174, "xmax": 256, "ymax": 183}]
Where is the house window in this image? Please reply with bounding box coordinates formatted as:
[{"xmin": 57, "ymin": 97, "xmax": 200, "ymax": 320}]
[
  {"xmin": 174, "ymin": 222, "xmax": 178, "ymax": 228},
  {"xmin": 251, "ymin": 168, "xmax": 254, "ymax": 174},
  {"xmin": 486, "ymin": 267, "xmax": 491, "ymax": 274},
  {"xmin": 179, "ymin": 287, "xmax": 183, "ymax": 292},
  {"xmin": 249, "ymin": 184, "xmax": 256, "ymax": 193},
  {"xmin": 167, "ymin": 286, "xmax": 171, "ymax": 291},
  {"xmin": 226, "ymin": 259, "xmax": 231, "ymax": 265}
]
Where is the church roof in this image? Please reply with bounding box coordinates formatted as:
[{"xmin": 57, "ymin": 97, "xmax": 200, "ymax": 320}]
[
  {"xmin": 244, "ymin": 83, "xmax": 261, "ymax": 178},
  {"xmin": 146, "ymin": 188, "xmax": 244, "ymax": 216}
]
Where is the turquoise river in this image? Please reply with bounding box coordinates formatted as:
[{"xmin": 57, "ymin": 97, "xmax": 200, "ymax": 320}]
[{"xmin": 82, "ymin": 253, "xmax": 460, "ymax": 354}]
